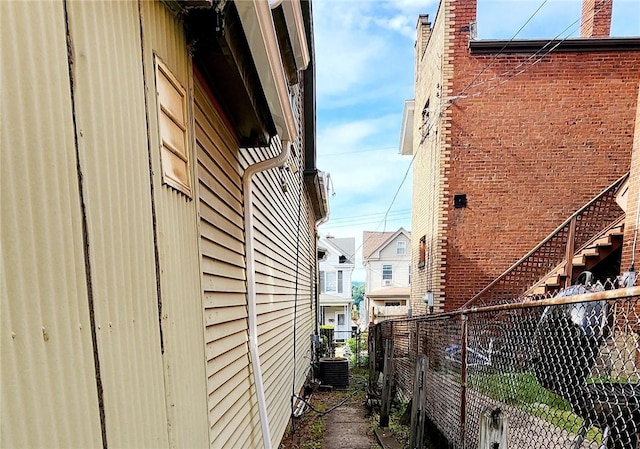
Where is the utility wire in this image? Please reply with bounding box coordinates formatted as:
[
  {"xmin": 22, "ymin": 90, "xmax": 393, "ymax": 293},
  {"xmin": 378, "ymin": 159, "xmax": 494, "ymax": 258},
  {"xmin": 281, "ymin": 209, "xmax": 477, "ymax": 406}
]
[
  {"xmin": 321, "ymin": 1, "xmax": 591, "ymax": 271},
  {"xmin": 322, "ymin": 214, "xmax": 411, "ymax": 229},
  {"xmin": 326, "ymin": 208, "xmax": 412, "ymax": 224},
  {"xmin": 290, "ymin": 142, "xmax": 304, "ymax": 432},
  {"xmin": 322, "ymin": 147, "xmax": 398, "ymax": 157},
  {"xmin": 462, "ymin": 1, "xmax": 608, "ymax": 97},
  {"xmin": 457, "ymin": 0, "xmax": 549, "ymax": 98}
]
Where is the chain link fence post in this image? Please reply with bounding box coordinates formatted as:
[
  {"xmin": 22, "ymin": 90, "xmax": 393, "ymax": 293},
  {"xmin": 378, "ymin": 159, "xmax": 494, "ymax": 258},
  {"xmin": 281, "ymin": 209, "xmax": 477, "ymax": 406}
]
[
  {"xmin": 380, "ymin": 338, "xmax": 394, "ymax": 428},
  {"xmin": 409, "ymin": 354, "xmax": 428, "ymax": 449}
]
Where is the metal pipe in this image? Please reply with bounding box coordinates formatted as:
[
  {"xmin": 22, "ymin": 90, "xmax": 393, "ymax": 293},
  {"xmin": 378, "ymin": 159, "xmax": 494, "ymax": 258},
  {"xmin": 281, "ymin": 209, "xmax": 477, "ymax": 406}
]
[
  {"xmin": 465, "ymin": 286, "xmax": 640, "ymax": 314},
  {"xmin": 392, "ymin": 286, "xmax": 640, "ymax": 324},
  {"xmin": 243, "ymin": 139, "xmax": 291, "ymax": 449}
]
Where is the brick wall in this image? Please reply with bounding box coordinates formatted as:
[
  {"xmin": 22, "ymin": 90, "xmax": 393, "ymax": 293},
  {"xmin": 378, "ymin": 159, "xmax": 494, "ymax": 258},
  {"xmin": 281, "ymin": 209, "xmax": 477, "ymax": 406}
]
[
  {"xmin": 581, "ymin": 0, "xmax": 613, "ymax": 38},
  {"xmin": 411, "ymin": 0, "xmax": 450, "ymax": 315},
  {"xmin": 412, "ymin": 0, "xmax": 640, "ymax": 312}
]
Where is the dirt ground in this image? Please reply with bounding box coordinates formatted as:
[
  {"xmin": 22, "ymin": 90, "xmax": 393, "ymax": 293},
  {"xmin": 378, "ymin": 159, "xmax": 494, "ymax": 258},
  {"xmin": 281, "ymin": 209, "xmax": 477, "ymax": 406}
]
[{"xmin": 279, "ymin": 375, "xmax": 383, "ymax": 449}]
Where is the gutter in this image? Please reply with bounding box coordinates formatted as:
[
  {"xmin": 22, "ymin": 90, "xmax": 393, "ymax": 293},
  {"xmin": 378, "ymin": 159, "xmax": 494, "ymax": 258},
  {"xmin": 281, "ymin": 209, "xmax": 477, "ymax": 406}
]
[
  {"xmin": 469, "ymin": 37, "xmax": 640, "ymax": 54},
  {"xmin": 243, "ymin": 139, "xmax": 292, "ymax": 449},
  {"xmin": 236, "ymin": 0, "xmax": 297, "ymax": 141}
]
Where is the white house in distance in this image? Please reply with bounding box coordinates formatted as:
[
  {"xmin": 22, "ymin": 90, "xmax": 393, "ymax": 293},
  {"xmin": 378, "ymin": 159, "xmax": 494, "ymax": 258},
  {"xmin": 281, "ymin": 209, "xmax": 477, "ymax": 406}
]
[
  {"xmin": 318, "ymin": 235, "xmax": 355, "ymax": 341},
  {"xmin": 362, "ymin": 228, "xmax": 411, "ymax": 324}
]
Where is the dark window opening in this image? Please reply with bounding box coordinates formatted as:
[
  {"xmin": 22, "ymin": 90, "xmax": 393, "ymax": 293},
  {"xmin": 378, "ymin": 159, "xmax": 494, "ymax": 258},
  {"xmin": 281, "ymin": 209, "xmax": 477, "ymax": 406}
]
[{"xmin": 418, "ymin": 236, "xmax": 426, "ymax": 269}]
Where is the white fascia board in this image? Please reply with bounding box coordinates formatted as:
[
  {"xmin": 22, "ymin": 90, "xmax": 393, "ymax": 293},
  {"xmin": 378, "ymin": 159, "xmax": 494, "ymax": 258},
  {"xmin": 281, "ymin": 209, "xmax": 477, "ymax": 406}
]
[
  {"xmin": 278, "ymin": 0, "xmax": 310, "ymax": 70},
  {"xmin": 399, "ymin": 99, "xmax": 414, "ymax": 155},
  {"xmin": 237, "ymin": 0, "xmax": 297, "ymax": 142}
]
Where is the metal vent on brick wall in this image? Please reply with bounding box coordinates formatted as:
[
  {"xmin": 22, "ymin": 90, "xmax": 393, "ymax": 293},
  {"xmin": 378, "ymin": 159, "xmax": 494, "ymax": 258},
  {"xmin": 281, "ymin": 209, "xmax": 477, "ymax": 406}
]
[{"xmin": 318, "ymin": 357, "xmax": 349, "ymax": 389}]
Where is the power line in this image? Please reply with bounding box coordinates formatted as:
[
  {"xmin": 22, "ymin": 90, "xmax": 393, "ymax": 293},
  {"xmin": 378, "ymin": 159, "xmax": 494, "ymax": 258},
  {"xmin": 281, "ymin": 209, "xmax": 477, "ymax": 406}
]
[
  {"xmin": 324, "ymin": 209, "xmax": 412, "ymax": 225},
  {"xmin": 457, "ymin": 0, "xmax": 549, "ymax": 98},
  {"xmin": 461, "ymin": 1, "xmax": 608, "ymax": 98},
  {"xmin": 322, "ymin": 215, "xmax": 411, "ymax": 229}
]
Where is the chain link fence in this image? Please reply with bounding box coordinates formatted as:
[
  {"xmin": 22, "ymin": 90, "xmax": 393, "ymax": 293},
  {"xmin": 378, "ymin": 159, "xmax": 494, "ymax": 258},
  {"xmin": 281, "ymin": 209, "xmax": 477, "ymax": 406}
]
[{"xmin": 370, "ymin": 287, "xmax": 640, "ymax": 448}]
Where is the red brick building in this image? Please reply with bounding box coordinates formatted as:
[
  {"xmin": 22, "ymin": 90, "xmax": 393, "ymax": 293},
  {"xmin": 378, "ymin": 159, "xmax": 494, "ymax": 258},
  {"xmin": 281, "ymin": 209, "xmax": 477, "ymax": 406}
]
[{"xmin": 401, "ymin": 0, "xmax": 640, "ymax": 312}]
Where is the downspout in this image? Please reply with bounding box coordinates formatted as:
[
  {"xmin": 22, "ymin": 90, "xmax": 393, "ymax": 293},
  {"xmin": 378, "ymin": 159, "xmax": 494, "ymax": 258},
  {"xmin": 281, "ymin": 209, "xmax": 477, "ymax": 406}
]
[
  {"xmin": 243, "ymin": 139, "xmax": 291, "ymax": 449},
  {"xmin": 315, "ymin": 215, "xmax": 329, "ymax": 337}
]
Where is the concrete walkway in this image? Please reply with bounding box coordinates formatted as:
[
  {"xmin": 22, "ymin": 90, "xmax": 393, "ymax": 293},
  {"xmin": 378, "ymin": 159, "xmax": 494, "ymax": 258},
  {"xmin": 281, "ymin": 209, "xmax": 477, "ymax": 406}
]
[{"xmin": 323, "ymin": 400, "xmax": 379, "ymax": 449}]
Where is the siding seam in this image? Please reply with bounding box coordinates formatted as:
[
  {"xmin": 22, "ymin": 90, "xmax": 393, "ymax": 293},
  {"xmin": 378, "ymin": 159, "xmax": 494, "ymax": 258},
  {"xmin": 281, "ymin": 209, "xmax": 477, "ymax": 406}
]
[
  {"xmin": 136, "ymin": 2, "xmax": 173, "ymax": 448},
  {"xmin": 63, "ymin": 1, "xmax": 108, "ymax": 447}
]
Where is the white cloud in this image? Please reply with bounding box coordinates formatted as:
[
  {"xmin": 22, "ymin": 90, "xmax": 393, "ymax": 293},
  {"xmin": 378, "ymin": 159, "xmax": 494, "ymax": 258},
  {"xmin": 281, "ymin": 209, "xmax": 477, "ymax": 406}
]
[
  {"xmin": 374, "ymin": 14, "xmax": 416, "ymax": 39},
  {"xmin": 313, "ymin": 0, "xmax": 436, "ymax": 104},
  {"xmin": 312, "ymin": 0, "xmax": 639, "ymax": 282}
]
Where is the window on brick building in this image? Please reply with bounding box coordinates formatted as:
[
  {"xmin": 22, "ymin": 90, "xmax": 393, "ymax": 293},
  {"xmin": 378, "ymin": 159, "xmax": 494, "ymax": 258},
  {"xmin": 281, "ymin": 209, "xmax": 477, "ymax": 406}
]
[
  {"xmin": 420, "ymin": 99, "xmax": 430, "ymax": 142},
  {"xmin": 418, "ymin": 236, "xmax": 426, "ymax": 269}
]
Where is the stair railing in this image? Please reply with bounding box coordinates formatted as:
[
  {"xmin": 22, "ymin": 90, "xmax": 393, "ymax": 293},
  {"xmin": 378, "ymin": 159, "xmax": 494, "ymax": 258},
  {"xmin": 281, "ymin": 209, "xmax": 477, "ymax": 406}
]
[{"xmin": 462, "ymin": 174, "xmax": 628, "ymax": 309}]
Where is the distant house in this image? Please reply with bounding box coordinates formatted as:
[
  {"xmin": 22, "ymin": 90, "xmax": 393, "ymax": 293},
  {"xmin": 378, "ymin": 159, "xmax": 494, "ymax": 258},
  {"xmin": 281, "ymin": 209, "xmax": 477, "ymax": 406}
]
[
  {"xmin": 318, "ymin": 235, "xmax": 355, "ymax": 341},
  {"xmin": 362, "ymin": 228, "xmax": 412, "ymax": 323},
  {"xmin": 1, "ymin": 2, "xmax": 328, "ymax": 449}
]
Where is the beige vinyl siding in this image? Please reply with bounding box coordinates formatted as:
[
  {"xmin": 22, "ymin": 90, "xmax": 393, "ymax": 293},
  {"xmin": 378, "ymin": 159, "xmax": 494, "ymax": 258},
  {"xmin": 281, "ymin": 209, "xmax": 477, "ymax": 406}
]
[
  {"xmin": 248, "ymin": 150, "xmax": 316, "ymax": 446},
  {"xmin": 66, "ymin": 2, "xmax": 169, "ymax": 447},
  {"xmin": 195, "ymin": 77, "xmax": 317, "ymax": 448},
  {"xmin": 0, "ymin": 2, "xmax": 103, "ymax": 447},
  {"xmin": 194, "ymin": 80, "xmax": 262, "ymax": 448},
  {"xmin": 140, "ymin": 2, "xmax": 210, "ymax": 446}
]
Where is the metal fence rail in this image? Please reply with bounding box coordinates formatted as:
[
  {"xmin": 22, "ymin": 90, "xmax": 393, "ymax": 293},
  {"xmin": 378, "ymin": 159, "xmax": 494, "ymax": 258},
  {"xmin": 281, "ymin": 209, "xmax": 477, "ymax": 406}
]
[{"xmin": 371, "ymin": 287, "xmax": 640, "ymax": 448}]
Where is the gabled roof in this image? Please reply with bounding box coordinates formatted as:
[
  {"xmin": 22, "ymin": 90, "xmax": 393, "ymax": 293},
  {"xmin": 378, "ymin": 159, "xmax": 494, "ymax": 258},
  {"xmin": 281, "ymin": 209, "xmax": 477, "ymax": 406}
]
[
  {"xmin": 319, "ymin": 235, "xmax": 356, "ymax": 264},
  {"xmin": 362, "ymin": 231, "xmax": 394, "ymax": 261},
  {"xmin": 328, "ymin": 237, "xmax": 355, "ymax": 263},
  {"xmin": 362, "ymin": 227, "xmax": 411, "ymax": 261}
]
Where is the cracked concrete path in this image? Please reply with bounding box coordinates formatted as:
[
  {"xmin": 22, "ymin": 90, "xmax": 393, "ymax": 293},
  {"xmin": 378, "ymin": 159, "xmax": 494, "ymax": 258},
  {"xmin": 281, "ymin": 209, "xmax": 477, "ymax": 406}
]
[{"xmin": 323, "ymin": 401, "xmax": 379, "ymax": 449}]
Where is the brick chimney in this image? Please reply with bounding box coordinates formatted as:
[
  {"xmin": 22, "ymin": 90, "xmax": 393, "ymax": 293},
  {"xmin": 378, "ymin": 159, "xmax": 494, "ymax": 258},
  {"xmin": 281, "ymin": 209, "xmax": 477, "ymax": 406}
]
[
  {"xmin": 580, "ymin": 0, "xmax": 613, "ymax": 37},
  {"xmin": 416, "ymin": 14, "xmax": 432, "ymax": 60}
]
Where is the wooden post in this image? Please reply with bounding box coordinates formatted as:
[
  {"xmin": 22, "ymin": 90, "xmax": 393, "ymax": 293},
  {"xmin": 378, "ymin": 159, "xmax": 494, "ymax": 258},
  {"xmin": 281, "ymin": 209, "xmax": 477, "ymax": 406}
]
[
  {"xmin": 368, "ymin": 331, "xmax": 376, "ymax": 395},
  {"xmin": 409, "ymin": 354, "xmax": 428, "ymax": 449},
  {"xmin": 479, "ymin": 408, "xmax": 508, "ymax": 449},
  {"xmin": 380, "ymin": 339, "xmax": 394, "ymax": 427},
  {"xmin": 564, "ymin": 216, "xmax": 576, "ymax": 287}
]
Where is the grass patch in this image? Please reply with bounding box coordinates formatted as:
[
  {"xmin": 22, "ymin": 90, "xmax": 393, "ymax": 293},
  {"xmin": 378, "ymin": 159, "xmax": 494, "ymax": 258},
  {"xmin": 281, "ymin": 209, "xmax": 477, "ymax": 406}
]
[
  {"xmin": 388, "ymin": 404, "xmax": 410, "ymax": 446},
  {"xmin": 468, "ymin": 372, "xmax": 602, "ymax": 443},
  {"xmin": 469, "ymin": 372, "xmax": 569, "ymax": 409},
  {"xmin": 301, "ymin": 418, "xmax": 325, "ymax": 449}
]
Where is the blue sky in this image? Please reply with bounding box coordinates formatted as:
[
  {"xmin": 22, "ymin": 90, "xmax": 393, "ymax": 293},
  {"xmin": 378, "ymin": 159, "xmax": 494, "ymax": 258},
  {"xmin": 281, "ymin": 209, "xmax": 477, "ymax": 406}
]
[{"xmin": 313, "ymin": 0, "xmax": 640, "ymax": 282}]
